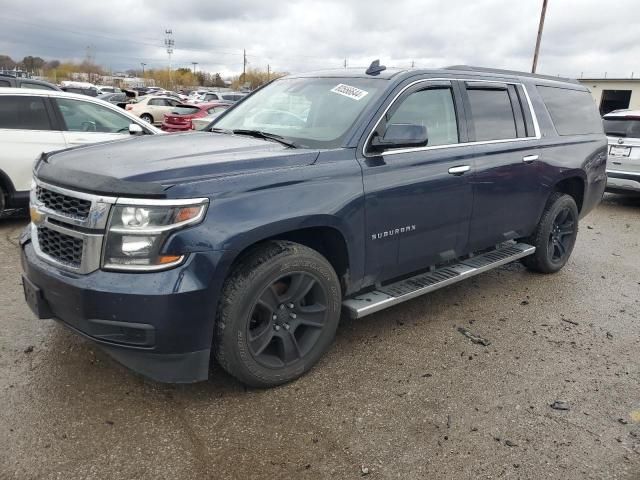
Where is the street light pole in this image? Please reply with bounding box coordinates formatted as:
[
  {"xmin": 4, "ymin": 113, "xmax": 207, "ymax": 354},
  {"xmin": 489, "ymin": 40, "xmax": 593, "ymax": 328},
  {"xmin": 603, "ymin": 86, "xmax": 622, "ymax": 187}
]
[
  {"xmin": 192, "ymin": 62, "xmax": 198, "ymax": 76},
  {"xmin": 140, "ymin": 62, "xmax": 146, "ymax": 77},
  {"xmin": 531, "ymin": 0, "xmax": 548, "ymax": 73}
]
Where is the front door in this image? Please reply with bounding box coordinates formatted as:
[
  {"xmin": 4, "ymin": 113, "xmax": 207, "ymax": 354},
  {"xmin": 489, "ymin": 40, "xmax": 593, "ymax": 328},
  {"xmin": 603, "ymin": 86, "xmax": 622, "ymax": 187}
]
[
  {"xmin": 358, "ymin": 79, "xmax": 475, "ymax": 284},
  {"xmin": 53, "ymin": 97, "xmax": 137, "ymax": 146}
]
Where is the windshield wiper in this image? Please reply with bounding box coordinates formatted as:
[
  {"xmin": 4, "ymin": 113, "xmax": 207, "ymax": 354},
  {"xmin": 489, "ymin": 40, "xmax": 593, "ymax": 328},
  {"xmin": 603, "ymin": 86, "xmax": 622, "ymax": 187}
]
[{"xmin": 231, "ymin": 129, "xmax": 299, "ymax": 148}]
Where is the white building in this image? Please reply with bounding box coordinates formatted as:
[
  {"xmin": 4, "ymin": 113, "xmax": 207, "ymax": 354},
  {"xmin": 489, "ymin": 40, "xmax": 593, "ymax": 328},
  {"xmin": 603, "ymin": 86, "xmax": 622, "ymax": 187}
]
[{"xmin": 578, "ymin": 78, "xmax": 640, "ymax": 115}]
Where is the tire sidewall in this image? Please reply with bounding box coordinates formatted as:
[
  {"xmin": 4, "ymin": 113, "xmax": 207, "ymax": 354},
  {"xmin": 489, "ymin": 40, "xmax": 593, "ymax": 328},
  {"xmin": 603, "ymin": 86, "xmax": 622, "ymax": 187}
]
[
  {"xmin": 538, "ymin": 195, "xmax": 579, "ymax": 272},
  {"xmin": 221, "ymin": 248, "xmax": 341, "ymax": 386}
]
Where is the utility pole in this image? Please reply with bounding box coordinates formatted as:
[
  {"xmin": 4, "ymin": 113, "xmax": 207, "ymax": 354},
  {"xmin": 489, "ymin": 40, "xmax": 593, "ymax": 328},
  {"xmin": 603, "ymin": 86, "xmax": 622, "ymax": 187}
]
[
  {"xmin": 411, "ymin": 60, "xmax": 415, "ymax": 68},
  {"xmin": 531, "ymin": 0, "xmax": 548, "ymax": 73},
  {"xmin": 242, "ymin": 49, "xmax": 247, "ymax": 82},
  {"xmin": 267, "ymin": 64, "xmax": 270, "ymax": 81},
  {"xmin": 191, "ymin": 62, "xmax": 198, "ymax": 75},
  {"xmin": 344, "ymin": 58, "xmax": 347, "ymax": 69},
  {"xmin": 140, "ymin": 62, "xmax": 146, "ymax": 78},
  {"xmin": 164, "ymin": 29, "xmax": 174, "ymax": 87}
]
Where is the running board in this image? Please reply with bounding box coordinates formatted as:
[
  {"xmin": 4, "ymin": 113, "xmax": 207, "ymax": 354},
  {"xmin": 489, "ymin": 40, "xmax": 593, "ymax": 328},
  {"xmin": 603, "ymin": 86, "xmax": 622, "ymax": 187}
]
[{"xmin": 343, "ymin": 242, "xmax": 535, "ymax": 319}]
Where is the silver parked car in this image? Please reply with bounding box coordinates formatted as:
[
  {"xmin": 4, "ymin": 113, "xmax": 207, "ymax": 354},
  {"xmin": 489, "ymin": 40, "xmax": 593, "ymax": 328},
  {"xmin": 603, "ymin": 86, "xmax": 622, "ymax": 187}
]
[{"xmin": 603, "ymin": 110, "xmax": 640, "ymax": 194}]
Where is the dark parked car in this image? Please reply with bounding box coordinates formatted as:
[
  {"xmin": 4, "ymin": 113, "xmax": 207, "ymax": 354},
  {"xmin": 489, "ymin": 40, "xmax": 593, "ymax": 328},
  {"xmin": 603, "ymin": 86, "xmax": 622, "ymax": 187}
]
[
  {"xmin": 0, "ymin": 73, "xmax": 60, "ymax": 90},
  {"xmin": 21, "ymin": 63, "xmax": 606, "ymax": 387},
  {"xmin": 97, "ymin": 92, "xmax": 128, "ymax": 105},
  {"xmin": 61, "ymin": 86, "xmax": 99, "ymax": 97}
]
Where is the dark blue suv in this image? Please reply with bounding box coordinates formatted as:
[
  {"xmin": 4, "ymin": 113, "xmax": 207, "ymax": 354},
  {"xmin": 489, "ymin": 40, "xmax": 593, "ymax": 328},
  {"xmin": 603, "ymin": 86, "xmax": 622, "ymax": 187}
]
[{"xmin": 21, "ymin": 64, "xmax": 607, "ymax": 387}]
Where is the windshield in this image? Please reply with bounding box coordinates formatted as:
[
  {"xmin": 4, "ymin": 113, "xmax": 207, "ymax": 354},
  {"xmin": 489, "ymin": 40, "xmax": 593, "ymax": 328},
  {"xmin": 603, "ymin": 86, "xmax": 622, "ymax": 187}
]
[
  {"xmin": 213, "ymin": 77, "xmax": 384, "ymax": 148},
  {"xmin": 603, "ymin": 117, "xmax": 640, "ymax": 138}
]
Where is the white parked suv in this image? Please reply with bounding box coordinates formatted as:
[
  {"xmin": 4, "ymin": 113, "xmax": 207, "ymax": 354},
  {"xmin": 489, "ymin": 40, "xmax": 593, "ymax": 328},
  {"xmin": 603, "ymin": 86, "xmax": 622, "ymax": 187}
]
[
  {"xmin": 0, "ymin": 88, "xmax": 162, "ymax": 215},
  {"xmin": 603, "ymin": 109, "xmax": 640, "ymax": 194}
]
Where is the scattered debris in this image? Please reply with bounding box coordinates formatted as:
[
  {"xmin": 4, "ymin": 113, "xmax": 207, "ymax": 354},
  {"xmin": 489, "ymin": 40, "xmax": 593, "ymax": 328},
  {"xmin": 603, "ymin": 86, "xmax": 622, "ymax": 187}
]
[
  {"xmin": 105, "ymin": 420, "xmax": 114, "ymax": 426},
  {"xmin": 618, "ymin": 418, "xmax": 629, "ymax": 425},
  {"xmin": 23, "ymin": 346, "xmax": 34, "ymax": 354},
  {"xmin": 520, "ymin": 300, "xmax": 530, "ymax": 306},
  {"xmin": 606, "ymin": 332, "xmax": 614, "ymax": 340},
  {"xmin": 360, "ymin": 465, "xmax": 370, "ymax": 476},
  {"xmin": 471, "ymin": 427, "xmax": 478, "ymax": 432},
  {"xmin": 561, "ymin": 318, "xmax": 579, "ymax": 326},
  {"xmin": 550, "ymin": 400, "xmax": 570, "ymax": 411},
  {"xmin": 421, "ymin": 373, "xmax": 432, "ymax": 378},
  {"xmin": 587, "ymin": 225, "xmax": 594, "ymax": 230},
  {"xmin": 457, "ymin": 327, "xmax": 491, "ymax": 346},
  {"xmin": 447, "ymin": 414, "xmax": 451, "ymax": 429},
  {"xmin": 505, "ymin": 440, "xmax": 518, "ymax": 447}
]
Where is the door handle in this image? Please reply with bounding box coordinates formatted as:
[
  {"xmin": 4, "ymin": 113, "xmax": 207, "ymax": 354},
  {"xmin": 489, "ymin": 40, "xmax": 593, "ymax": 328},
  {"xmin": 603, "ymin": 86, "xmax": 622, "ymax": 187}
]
[
  {"xmin": 448, "ymin": 165, "xmax": 471, "ymax": 175},
  {"xmin": 523, "ymin": 154, "xmax": 539, "ymax": 163}
]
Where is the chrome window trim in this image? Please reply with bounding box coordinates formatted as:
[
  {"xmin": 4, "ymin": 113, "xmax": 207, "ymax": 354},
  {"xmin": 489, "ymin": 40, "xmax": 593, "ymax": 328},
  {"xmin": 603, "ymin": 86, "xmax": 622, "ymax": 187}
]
[{"xmin": 362, "ymin": 77, "xmax": 542, "ymax": 158}]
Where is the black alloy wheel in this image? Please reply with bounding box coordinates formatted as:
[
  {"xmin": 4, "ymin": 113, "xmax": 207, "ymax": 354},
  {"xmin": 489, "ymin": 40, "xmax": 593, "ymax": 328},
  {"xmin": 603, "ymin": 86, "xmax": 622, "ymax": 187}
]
[{"xmin": 247, "ymin": 272, "xmax": 330, "ymax": 368}]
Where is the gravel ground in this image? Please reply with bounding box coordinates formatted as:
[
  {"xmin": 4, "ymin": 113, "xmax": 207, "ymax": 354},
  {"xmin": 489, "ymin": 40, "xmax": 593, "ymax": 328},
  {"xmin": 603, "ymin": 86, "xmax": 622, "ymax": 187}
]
[{"xmin": 0, "ymin": 195, "xmax": 639, "ymax": 480}]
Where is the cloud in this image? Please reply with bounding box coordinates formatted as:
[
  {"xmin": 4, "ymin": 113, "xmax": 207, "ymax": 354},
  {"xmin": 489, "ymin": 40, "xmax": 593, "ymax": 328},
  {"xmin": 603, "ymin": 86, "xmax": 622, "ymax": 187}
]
[{"xmin": 0, "ymin": 0, "xmax": 638, "ymax": 78}]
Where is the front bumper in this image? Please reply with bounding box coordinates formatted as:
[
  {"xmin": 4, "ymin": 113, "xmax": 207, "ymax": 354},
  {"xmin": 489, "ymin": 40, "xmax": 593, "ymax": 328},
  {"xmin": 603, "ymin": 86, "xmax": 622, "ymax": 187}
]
[
  {"xmin": 606, "ymin": 170, "xmax": 640, "ymax": 192},
  {"xmin": 21, "ymin": 238, "xmax": 227, "ymax": 383}
]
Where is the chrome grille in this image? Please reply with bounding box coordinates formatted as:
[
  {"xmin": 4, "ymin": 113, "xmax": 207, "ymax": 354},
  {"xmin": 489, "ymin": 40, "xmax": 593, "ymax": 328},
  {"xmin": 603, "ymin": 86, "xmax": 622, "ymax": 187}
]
[
  {"xmin": 36, "ymin": 186, "xmax": 92, "ymax": 219},
  {"xmin": 37, "ymin": 226, "xmax": 83, "ymax": 267}
]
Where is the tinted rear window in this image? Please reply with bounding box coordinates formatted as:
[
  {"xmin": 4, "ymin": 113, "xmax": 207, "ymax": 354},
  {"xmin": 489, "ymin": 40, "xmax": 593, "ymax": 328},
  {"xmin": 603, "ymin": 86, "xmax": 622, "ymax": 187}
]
[
  {"xmin": 0, "ymin": 95, "xmax": 52, "ymax": 130},
  {"xmin": 603, "ymin": 118, "xmax": 640, "ymax": 138},
  {"xmin": 171, "ymin": 106, "xmax": 200, "ymax": 115},
  {"xmin": 538, "ymin": 86, "xmax": 603, "ymax": 135},
  {"xmin": 467, "ymin": 88, "xmax": 517, "ymax": 141}
]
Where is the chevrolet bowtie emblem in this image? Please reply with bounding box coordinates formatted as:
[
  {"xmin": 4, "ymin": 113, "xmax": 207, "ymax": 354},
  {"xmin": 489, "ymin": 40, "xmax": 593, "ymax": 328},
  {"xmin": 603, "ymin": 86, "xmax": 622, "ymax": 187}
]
[{"xmin": 30, "ymin": 207, "xmax": 45, "ymax": 225}]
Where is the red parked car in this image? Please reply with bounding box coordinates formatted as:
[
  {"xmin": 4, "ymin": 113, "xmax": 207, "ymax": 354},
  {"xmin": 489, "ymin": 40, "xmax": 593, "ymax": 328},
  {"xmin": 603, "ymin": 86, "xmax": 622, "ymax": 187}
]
[{"xmin": 161, "ymin": 102, "xmax": 232, "ymax": 132}]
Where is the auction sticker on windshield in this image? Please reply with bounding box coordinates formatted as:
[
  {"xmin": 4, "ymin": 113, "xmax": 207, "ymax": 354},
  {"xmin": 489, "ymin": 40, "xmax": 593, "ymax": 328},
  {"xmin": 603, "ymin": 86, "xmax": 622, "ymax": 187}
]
[{"xmin": 330, "ymin": 84, "xmax": 369, "ymax": 100}]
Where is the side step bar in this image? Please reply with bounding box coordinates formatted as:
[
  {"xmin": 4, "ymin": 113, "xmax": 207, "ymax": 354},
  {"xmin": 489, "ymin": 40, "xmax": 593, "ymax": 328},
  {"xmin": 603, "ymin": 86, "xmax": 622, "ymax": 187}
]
[{"xmin": 342, "ymin": 242, "xmax": 535, "ymax": 319}]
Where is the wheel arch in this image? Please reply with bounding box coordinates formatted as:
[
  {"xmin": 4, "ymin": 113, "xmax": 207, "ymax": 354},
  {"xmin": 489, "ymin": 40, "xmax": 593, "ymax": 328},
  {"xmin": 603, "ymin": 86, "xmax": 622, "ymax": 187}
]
[
  {"xmin": 220, "ymin": 219, "xmax": 356, "ymax": 295},
  {"xmin": 553, "ymin": 174, "xmax": 585, "ymax": 213}
]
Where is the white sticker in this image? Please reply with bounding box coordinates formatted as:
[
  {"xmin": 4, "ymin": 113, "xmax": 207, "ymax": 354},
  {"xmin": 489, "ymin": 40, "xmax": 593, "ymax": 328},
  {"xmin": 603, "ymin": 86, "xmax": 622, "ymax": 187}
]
[{"xmin": 330, "ymin": 84, "xmax": 369, "ymax": 101}]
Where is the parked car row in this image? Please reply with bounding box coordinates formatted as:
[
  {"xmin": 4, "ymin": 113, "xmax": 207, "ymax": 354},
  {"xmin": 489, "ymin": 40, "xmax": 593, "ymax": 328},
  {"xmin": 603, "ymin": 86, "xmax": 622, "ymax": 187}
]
[{"xmin": 0, "ymin": 87, "xmax": 161, "ymax": 215}]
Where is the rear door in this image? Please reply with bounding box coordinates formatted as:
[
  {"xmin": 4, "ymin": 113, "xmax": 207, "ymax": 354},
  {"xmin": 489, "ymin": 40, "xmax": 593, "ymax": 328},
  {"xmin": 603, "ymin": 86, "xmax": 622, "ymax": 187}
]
[
  {"xmin": 0, "ymin": 94, "xmax": 65, "ymax": 192},
  {"xmin": 53, "ymin": 97, "xmax": 141, "ymax": 146},
  {"xmin": 462, "ymin": 81, "xmax": 545, "ymax": 251}
]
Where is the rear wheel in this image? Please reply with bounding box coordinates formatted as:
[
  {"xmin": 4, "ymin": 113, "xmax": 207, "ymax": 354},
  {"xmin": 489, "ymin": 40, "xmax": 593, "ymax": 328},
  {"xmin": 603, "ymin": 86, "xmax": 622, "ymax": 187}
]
[
  {"xmin": 214, "ymin": 241, "xmax": 342, "ymax": 387},
  {"xmin": 140, "ymin": 113, "xmax": 153, "ymax": 124},
  {"xmin": 521, "ymin": 192, "xmax": 579, "ymax": 273}
]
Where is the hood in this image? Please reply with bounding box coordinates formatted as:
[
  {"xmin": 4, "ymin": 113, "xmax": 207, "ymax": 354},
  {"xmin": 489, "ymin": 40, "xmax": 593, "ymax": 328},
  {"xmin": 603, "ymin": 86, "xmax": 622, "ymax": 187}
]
[{"xmin": 36, "ymin": 132, "xmax": 320, "ymax": 197}]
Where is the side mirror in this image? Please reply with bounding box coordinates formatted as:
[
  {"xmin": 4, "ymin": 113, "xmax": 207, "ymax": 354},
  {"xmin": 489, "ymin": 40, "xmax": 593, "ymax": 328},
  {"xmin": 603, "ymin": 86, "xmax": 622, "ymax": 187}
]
[
  {"xmin": 371, "ymin": 123, "xmax": 428, "ymax": 150},
  {"xmin": 129, "ymin": 123, "xmax": 144, "ymax": 135}
]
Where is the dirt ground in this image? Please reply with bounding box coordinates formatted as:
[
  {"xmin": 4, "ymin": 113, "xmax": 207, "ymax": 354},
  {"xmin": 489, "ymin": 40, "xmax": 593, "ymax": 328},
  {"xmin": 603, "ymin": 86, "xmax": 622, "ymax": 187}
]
[{"xmin": 1, "ymin": 194, "xmax": 639, "ymax": 480}]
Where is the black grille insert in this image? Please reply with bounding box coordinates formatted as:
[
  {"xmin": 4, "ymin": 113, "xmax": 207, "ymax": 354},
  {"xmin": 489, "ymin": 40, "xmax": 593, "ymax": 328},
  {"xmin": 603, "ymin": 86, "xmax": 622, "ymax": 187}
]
[
  {"xmin": 36, "ymin": 186, "xmax": 91, "ymax": 219},
  {"xmin": 37, "ymin": 226, "xmax": 83, "ymax": 267}
]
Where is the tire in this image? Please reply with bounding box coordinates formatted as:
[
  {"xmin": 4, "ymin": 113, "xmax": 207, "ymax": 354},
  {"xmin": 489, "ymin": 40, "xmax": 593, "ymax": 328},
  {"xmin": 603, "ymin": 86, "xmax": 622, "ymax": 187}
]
[
  {"xmin": 521, "ymin": 192, "xmax": 579, "ymax": 273},
  {"xmin": 140, "ymin": 113, "xmax": 154, "ymax": 124},
  {"xmin": 214, "ymin": 240, "xmax": 342, "ymax": 387},
  {"xmin": 0, "ymin": 185, "xmax": 5, "ymax": 218}
]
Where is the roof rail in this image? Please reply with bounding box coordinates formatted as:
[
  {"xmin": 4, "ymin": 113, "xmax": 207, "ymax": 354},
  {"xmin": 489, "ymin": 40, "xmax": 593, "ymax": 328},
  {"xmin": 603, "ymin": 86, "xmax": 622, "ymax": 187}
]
[{"xmin": 444, "ymin": 65, "xmax": 579, "ymax": 84}]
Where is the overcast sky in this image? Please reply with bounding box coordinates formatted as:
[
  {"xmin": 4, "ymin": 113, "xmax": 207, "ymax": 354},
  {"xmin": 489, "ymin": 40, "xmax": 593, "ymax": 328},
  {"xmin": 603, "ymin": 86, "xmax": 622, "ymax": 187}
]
[{"xmin": 0, "ymin": 0, "xmax": 638, "ymax": 79}]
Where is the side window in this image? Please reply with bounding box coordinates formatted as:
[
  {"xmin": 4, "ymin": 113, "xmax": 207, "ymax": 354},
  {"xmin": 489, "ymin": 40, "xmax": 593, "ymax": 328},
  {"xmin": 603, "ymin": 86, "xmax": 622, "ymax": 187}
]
[
  {"xmin": 537, "ymin": 85, "xmax": 603, "ymax": 135},
  {"xmin": 0, "ymin": 95, "xmax": 53, "ymax": 130},
  {"xmin": 0, "ymin": 79, "xmax": 11, "ymax": 87},
  {"xmin": 56, "ymin": 98, "xmax": 131, "ymax": 133},
  {"xmin": 148, "ymin": 98, "xmax": 163, "ymax": 106},
  {"xmin": 385, "ymin": 87, "xmax": 459, "ymax": 147},
  {"xmin": 466, "ymin": 87, "xmax": 517, "ymax": 141},
  {"xmin": 21, "ymin": 82, "xmax": 55, "ymax": 91}
]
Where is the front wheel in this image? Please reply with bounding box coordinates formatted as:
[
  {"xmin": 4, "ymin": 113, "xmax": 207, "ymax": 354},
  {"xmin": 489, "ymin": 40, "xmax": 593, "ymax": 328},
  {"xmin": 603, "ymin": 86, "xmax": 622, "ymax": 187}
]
[
  {"xmin": 140, "ymin": 113, "xmax": 154, "ymax": 124},
  {"xmin": 521, "ymin": 192, "xmax": 579, "ymax": 273},
  {"xmin": 214, "ymin": 241, "xmax": 342, "ymax": 387}
]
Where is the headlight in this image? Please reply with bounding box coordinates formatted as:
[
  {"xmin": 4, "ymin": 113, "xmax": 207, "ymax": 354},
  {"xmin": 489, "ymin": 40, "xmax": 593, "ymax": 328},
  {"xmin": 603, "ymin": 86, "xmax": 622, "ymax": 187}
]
[{"xmin": 103, "ymin": 199, "xmax": 208, "ymax": 271}]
